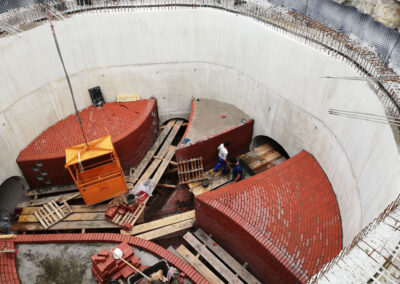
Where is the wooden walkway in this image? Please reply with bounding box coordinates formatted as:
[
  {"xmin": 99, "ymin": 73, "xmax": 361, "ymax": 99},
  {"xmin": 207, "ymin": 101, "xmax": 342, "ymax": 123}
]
[
  {"xmin": 124, "ymin": 210, "xmax": 195, "ymax": 240},
  {"xmin": 174, "ymin": 230, "xmax": 261, "ymax": 284}
]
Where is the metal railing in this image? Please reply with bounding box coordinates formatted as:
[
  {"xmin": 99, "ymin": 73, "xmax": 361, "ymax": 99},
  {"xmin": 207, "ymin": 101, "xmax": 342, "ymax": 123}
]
[{"xmin": 1, "ymin": 1, "xmax": 400, "ymax": 282}]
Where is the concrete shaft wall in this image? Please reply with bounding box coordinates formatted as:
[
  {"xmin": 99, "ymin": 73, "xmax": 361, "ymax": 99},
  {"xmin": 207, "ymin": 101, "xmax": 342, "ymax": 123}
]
[{"xmin": 0, "ymin": 9, "xmax": 399, "ymax": 244}]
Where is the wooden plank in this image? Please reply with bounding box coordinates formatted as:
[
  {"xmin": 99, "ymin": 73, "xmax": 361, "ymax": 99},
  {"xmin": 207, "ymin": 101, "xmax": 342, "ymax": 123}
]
[
  {"xmin": 183, "ymin": 232, "xmax": 243, "ymax": 284},
  {"xmin": 165, "ymin": 167, "xmax": 178, "ymax": 174},
  {"xmin": 43, "ymin": 204, "xmax": 59, "ymax": 222},
  {"xmin": 116, "ymin": 94, "xmax": 141, "ymax": 102},
  {"xmin": 50, "ymin": 200, "xmax": 65, "ymax": 217},
  {"xmin": 11, "ymin": 220, "xmax": 120, "ymax": 232},
  {"xmin": 157, "ymin": 120, "xmax": 183, "ymax": 158},
  {"xmin": 135, "ymin": 219, "xmax": 195, "ymax": 240},
  {"xmin": 26, "ymin": 185, "xmax": 77, "ymax": 197},
  {"xmin": 176, "ymin": 245, "xmax": 224, "ymax": 284},
  {"xmin": 253, "ymin": 144, "xmax": 273, "ymax": 155},
  {"xmin": 34, "ymin": 210, "xmax": 48, "ymax": 229},
  {"xmin": 17, "ymin": 192, "xmax": 80, "ymax": 208},
  {"xmin": 189, "ymin": 169, "xmax": 231, "ymax": 196},
  {"xmin": 0, "ymin": 235, "xmax": 16, "ymax": 239},
  {"xmin": 136, "ymin": 140, "xmax": 177, "ymax": 187},
  {"xmin": 167, "ymin": 246, "xmax": 189, "ymax": 264},
  {"xmin": 21, "ymin": 204, "xmax": 107, "ymax": 215},
  {"xmin": 156, "ymin": 184, "xmax": 176, "ymax": 189},
  {"xmin": 48, "ymin": 202, "xmax": 63, "ymax": 219},
  {"xmin": 151, "ymin": 147, "xmax": 176, "ymax": 185},
  {"xmin": 130, "ymin": 211, "xmax": 195, "ymax": 235},
  {"xmin": 194, "ymin": 229, "xmax": 261, "ymax": 284},
  {"xmin": 160, "ymin": 122, "xmax": 188, "ymax": 129},
  {"xmin": 129, "ymin": 119, "xmax": 176, "ymax": 184},
  {"xmin": 126, "ymin": 203, "xmax": 146, "ymax": 228},
  {"xmin": 18, "ymin": 212, "xmax": 107, "ymax": 223}
]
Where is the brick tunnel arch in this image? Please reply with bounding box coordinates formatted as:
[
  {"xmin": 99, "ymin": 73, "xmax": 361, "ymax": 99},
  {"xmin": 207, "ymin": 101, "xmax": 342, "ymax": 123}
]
[
  {"xmin": 250, "ymin": 135, "xmax": 290, "ymax": 159},
  {"xmin": 0, "ymin": 176, "xmax": 28, "ymax": 226}
]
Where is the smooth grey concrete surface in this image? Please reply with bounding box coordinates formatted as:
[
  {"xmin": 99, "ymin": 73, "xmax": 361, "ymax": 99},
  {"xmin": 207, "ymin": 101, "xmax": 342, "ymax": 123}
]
[
  {"xmin": 0, "ymin": 9, "xmax": 399, "ymax": 245},
  {"xmin": 182, "ymin": 98, "xmax": 250, "ymax": 145},
  {"xmin": 16, "ymin": 243, "xmax": 159, "ymax": 284}
]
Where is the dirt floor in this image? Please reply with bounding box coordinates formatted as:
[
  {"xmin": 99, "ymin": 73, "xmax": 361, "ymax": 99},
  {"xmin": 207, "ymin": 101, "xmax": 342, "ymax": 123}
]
[{"xmin": 16, "ymin": 243, "xmax": 160, "ymax": 284}]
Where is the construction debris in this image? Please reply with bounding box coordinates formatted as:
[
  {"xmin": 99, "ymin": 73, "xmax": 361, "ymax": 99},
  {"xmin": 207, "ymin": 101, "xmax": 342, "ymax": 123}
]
[{"xmin": 91, "ymin": 242, "xmax": 145, "ymax": 283}]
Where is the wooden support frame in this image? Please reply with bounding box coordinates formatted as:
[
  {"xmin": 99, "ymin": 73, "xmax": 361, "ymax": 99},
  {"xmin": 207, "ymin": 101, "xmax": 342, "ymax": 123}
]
[{"xmin": 178, "ymin": 157, "xmax": 204, "ymax": 184}]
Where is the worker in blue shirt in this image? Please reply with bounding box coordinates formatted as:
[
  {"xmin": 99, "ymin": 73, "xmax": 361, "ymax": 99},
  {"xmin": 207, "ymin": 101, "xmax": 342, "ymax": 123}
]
[{"xmin": 229, "ymin": 158, "xmax": 242, "ymax": 183}]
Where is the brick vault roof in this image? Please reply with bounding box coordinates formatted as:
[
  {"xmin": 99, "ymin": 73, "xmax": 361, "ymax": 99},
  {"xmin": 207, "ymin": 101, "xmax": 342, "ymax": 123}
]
[
  {"xmin": 197, "ymin": 150, "xmax": 342, "ymax": 279},
  {"xmin": 18, "ymin": 100, "xmax": 154, "ymax": 161}
]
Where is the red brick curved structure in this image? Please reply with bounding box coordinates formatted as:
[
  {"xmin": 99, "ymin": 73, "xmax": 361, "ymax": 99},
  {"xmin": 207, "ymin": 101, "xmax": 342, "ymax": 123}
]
[
  {"xmin": 176, "ymin": 99, "xmax": 253, "ymax": 170},
  {"xmin": 195, "ymin": 150, "xmax": 342, "ymax": 283},
  {"xmin": 17, "ymin": 100, "xmax": 158, "ymax": 188},
  {"xmin": 1, "ymin": 233, "xmax": 208, "ymax": 283}
]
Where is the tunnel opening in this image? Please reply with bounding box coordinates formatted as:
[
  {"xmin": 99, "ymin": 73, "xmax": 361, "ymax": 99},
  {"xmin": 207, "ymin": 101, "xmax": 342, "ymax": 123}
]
[{"xmin": 250, "ymin": 135, "xmax": 290, "ymax": 159}]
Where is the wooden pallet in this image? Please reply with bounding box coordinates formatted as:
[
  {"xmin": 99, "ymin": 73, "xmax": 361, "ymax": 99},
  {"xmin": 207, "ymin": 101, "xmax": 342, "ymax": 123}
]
[
  {"xmin": 112, "ymin": 203, "xmax": 146, "ymax": 226},
  {"xmin": 34, "ymin": 200, "xmax": 73, "ymax": 230},
  {"xmin": 178, "ymin": 157, "xmax": 204, "ymax": 184}
]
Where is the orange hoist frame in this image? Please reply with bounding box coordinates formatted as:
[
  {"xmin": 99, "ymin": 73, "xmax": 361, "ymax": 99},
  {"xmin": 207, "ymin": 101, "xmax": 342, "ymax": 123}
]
[{"xmin": 64, "ymin": 135, "xmax": 127, "ymax": 205}]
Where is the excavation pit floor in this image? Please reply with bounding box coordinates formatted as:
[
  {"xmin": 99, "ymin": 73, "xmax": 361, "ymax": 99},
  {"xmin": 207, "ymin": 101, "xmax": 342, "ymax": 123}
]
[{"xmin": 16, "ymin": 243, "xmax": 159, "ymax": 284}]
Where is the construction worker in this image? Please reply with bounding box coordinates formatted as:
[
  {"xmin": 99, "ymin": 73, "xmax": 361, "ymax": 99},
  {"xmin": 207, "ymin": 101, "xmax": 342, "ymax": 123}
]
[
  {"xmin": 213, "ymin": 141, "xmax": 230, "ymax": 174},
  {"xmin": 230, "ymin": 158, "xmax": 243, "ymax": 183}
]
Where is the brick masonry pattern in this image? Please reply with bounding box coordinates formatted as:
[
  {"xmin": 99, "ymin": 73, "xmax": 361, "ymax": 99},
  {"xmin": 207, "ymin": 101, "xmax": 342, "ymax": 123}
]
[
  {"xmin": 195, "ymin": 150, "xmax": 342, "ymax": 283},
  {"xmin": 0, "ymin": 233, "xmax": 208, "ymax": 284},
  {"xmin": 175, "ymin": 118, "xmax": 254, "ymax": 170},
  {"xmin": 17, "ymin": 100, "xmax": 158, "ymax": 188}
]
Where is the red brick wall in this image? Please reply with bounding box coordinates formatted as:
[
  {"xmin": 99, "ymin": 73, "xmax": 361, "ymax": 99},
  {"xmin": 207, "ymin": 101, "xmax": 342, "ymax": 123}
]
[
  {"xmin": 195, "ymin": 151, "xmax": 342, "ymax": 283},
  {"xmin": 17, "ymin": 100, "xmax": 158, "ymax": 189},
  {"xmin": 175, "ymin": 120, "xmax": 254, "ymax": 170},
  {"xmin": 195, "ymin": 200, "xmax": 298, "ymax": 283}
]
